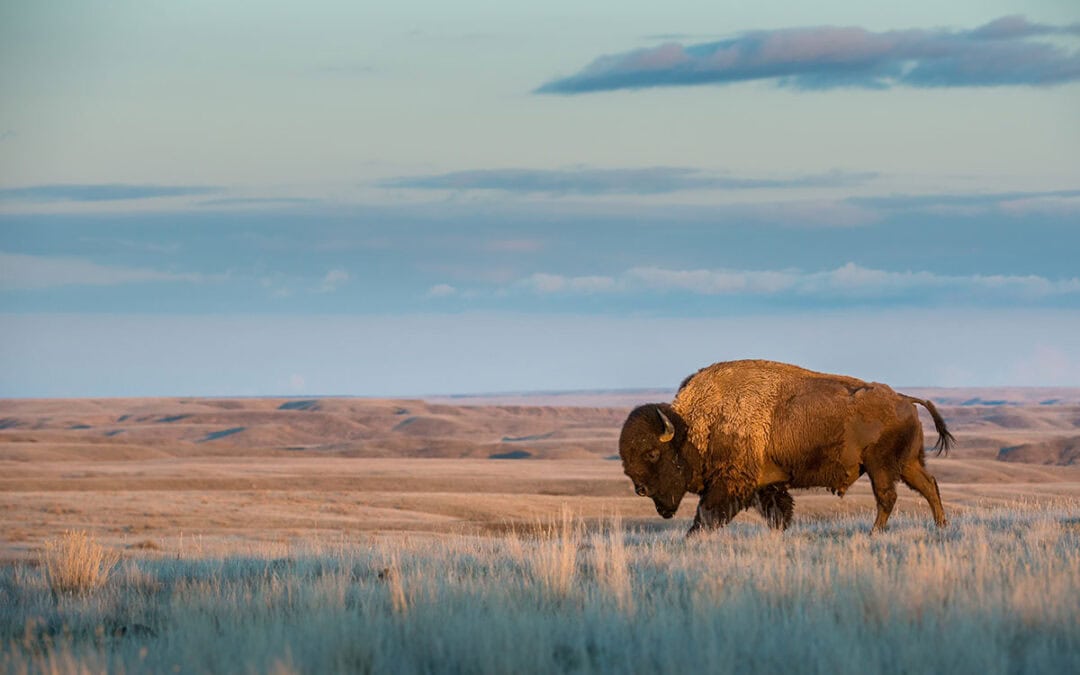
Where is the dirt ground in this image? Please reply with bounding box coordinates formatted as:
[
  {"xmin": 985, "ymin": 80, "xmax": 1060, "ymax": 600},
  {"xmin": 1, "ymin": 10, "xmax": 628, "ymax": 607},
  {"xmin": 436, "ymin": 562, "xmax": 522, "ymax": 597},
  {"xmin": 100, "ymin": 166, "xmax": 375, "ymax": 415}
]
[{"xmin": 4, "ymin": 455, "xmax": 1079, "ymax": 560}]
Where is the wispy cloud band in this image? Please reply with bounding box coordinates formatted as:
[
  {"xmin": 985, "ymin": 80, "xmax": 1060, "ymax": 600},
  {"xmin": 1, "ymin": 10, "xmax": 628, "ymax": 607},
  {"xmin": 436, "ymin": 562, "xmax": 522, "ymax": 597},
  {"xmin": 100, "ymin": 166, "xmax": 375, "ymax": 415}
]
[
  {"xmin": 511, "ymin": 263, "xmax": 1080, "ymax": 301},
  {"xmin": 537, "ymin": 15, "xmax": 1080, "ymax": 94},
  {"xmin": 381, "ymin": 167, "xmax": 874, "ymax": 195},
  {"xmin": 0, "ymin": 252, "xmax": 213, "ymax": 291},
  {"xmin": 0, "ymin": 184, "xmax": 220, "ymax": 203},
  {"xmin": 850, "ymin": 189, "xmax": 1080, "ymax": 210}
]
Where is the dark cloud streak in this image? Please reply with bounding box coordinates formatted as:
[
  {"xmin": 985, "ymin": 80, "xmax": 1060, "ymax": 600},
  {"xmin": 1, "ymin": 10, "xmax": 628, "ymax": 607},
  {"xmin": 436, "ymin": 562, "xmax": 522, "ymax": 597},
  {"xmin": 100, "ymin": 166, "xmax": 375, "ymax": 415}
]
[
  {"xmin": 381, "ymin": 167, "xmax": 875, "ymax": 195},
  {"xmin": 537, "ymin": 15, "xmax": 1080, "ymax": 94},
  {"xmin": 849, "ymin": 189, "xmax": 1080, "ymax": 210},
  {"xmin": 198, "ymin": 197, "xmax": 319, "ymax": 208},
  {"xmin": 0, "ymin": 184, "xmax": 221, "ymax": 203},
  {"xmin": 970, "ymin": 15, "xmax": 1080, "ymax": 40}
]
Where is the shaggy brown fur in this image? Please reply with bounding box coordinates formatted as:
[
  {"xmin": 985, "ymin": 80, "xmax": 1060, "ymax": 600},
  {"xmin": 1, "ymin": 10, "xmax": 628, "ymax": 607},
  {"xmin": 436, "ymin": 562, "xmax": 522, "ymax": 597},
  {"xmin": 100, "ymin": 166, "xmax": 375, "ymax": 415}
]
[{"xmin": 619, "ymin": 359, "xmax": 952, "ymax": 535}]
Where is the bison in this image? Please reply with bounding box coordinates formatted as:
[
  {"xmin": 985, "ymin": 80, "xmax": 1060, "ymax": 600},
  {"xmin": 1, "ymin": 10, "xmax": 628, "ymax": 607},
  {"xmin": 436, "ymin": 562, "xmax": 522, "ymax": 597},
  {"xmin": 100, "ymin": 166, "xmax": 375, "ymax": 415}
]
[{"xmin": 619, "ymin": 359, "xmax": 953, "ymax": 535}]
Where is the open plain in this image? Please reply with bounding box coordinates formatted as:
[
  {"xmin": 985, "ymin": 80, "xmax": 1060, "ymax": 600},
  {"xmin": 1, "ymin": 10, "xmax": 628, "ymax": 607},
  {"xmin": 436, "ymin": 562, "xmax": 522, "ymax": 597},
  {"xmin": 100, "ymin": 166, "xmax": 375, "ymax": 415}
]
[
  {"xmin": 2, "ymin": 390, "xmax": 1080, "ymax": 556},
  {"xmin": 2, "ymin": 391, "xmax": 1079, "ymax": 673}
]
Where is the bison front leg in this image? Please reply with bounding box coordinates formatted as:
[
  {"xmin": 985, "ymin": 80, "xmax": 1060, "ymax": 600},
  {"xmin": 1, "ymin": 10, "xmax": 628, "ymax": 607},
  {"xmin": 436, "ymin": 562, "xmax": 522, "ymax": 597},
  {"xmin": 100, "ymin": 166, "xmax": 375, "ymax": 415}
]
[
  {"xmin": 753, "ymin": 485, "xmax": 794, "ymax": 530},
  {"xmin": 867, "ymin": 468, "xmax": 898, "ymax": 532},
  {"xmin": 687, "ymin": 487, "xmax": 745, "ymax": 537}
]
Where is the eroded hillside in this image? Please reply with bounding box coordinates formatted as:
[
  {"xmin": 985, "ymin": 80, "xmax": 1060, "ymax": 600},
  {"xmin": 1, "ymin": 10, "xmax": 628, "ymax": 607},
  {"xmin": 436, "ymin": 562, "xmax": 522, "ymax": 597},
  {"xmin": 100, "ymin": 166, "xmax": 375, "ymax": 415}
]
[{"xmin": 1, "ymin": 391, "xmax": 1079, "ymax": 465}]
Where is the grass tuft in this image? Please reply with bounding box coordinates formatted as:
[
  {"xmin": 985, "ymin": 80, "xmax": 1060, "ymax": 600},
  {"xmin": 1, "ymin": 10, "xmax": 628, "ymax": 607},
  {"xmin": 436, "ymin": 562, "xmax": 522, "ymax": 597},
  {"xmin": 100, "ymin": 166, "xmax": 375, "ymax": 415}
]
[
  {"xmin": 531, "ymin": 505, "xmax": 582, "ymax": 598},
  {"xmin": 591, "ymin": 512, "xmax": 633, "ymax": 612},
  {"xmin": 39, "ymin": 530, "xmax": 120, "ymax": 596},
  {"xmin": 382, "ymin": 555, "xmax": 409, "ymax": 615}
]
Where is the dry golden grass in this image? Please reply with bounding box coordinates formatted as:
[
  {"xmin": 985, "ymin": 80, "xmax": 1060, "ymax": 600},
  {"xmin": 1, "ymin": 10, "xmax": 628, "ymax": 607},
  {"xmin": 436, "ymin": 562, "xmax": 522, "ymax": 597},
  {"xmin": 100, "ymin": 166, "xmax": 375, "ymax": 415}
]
[
  {"xmin": 2, "ymin": 508, "xmax": 1078, "ymax": 674},
  {"xmin": 531, "ymin": 505, "xmax": 583, "ymax": 598},
  {"xmin": 591, "ymin": 512, "xmax": 632, "ymax": 612},
  {"xmin": 384, "ymin": 554, "xmax": 408, "ymax": 615},
  {"xmin": 39, "ymin": 530, "xmax": 120, "ymax": 596},
  {"xmin": 2, "ymin": 455, "xmax": 1079, "ymax": 560}
]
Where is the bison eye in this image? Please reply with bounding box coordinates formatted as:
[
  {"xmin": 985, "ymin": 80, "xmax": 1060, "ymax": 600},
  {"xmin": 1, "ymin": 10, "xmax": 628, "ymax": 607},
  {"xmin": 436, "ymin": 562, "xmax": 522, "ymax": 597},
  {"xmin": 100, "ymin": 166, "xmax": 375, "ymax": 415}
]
[{"xmin": 635, "ymin": 485, "xmax": 648, "ymax": 497}]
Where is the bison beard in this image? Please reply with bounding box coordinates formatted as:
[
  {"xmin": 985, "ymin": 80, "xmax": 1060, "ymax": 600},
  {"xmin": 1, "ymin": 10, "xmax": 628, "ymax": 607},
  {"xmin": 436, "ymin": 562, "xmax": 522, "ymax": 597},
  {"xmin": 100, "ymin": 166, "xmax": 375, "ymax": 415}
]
[{"xmin": 619, "ymin": 359, "xmax": 952, "ymax": 536}]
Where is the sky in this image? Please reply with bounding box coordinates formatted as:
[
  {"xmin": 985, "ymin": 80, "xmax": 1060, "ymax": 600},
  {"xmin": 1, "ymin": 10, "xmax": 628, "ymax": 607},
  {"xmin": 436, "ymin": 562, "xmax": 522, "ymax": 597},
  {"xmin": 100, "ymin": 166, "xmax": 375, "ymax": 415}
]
[{"xmin": 1, "ymin": 1, "xmax": 1079, "ymax": 397}]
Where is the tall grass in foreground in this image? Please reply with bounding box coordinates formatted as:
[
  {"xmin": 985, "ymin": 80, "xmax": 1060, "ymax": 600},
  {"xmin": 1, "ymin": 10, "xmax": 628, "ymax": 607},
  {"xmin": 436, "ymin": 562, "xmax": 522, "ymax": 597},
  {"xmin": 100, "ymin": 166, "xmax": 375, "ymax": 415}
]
[
  {"xmin": 39, "ymin": 531, "xmax": 120, "ymax": 597},
  {"xmin": 2, "ymin": 506, "xmax": 1079, "ymax": 674}
]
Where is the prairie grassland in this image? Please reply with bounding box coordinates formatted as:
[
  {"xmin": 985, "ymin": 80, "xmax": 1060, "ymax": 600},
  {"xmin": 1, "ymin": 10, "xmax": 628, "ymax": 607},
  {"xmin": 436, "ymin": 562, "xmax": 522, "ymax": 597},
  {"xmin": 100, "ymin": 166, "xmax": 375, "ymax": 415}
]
[{"xmin": 2, "ymin": 506, "xmax": 1078, "ymax": 674}]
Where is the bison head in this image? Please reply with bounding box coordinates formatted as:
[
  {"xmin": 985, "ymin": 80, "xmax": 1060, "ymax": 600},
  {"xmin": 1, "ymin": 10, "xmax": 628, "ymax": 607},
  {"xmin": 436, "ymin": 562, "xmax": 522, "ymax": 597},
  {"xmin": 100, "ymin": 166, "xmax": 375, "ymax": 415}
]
[{"xmin": 619, "ymin": 403, "xmax": 691, "ymax": 519}]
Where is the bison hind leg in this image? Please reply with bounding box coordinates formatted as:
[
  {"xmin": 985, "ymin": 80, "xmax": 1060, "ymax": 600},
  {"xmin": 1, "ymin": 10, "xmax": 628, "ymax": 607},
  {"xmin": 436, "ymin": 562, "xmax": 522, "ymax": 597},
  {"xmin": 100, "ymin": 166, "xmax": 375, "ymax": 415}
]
[
  {"xmin": 900, "ymin": 460, "xmax": 948, "ymax": 528},
  {"xmin": 754, "ymin": 485, "xmax": 794, "ymax": 531}
]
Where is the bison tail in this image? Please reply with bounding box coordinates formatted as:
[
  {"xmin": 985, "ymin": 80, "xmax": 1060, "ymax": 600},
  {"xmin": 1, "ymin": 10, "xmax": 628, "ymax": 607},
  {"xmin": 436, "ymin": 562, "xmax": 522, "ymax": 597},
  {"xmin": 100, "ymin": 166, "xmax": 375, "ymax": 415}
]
[{"xmin": 904, "ymin": 395, "xmax": 955, "ymax": 456}]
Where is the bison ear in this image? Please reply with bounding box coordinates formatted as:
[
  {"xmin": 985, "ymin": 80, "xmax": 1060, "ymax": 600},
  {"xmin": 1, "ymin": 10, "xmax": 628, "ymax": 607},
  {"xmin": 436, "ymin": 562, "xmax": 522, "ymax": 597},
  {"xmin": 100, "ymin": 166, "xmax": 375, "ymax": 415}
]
[
  {"xmin": 657, "ymin": 408, "xmax": 675, "ymax": 443},
  {"xmin": 645, "ymin": 448, "xmax": 661, "ymax": 463}
]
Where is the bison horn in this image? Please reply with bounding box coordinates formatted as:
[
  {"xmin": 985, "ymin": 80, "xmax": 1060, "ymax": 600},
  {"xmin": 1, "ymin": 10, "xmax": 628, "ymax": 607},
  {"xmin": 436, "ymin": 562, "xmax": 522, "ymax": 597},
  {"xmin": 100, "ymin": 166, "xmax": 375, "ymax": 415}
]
[{"xmin": 657, "ymin": 408, "xmax": 675, "ymax": 443}]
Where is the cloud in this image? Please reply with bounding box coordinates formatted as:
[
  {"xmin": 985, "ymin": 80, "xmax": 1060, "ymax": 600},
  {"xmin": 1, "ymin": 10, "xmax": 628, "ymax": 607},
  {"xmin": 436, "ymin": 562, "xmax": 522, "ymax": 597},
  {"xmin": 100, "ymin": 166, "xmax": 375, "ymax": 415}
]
[
  {"xmin": 625, "ymin": 267, "xmax": 796, "ymax": 295},
  {"xmin": 0, "ymin": 184, "xmax": 220, "ymax": 203},
  {"xmin": 426, "ymin": 283, "xmax": 458, "ymax": 298},
  {"xmin": 381, "ymin": 167, "xmax": 874, "ymax": 195},
  {"xmin": 970, "ymin": 15, "xmax": 1080, "ymax": 40},
  {"xmin": 536, "ymin": 15, "xmax": 1080, "ymax": 94},
  {"xmin": 0, "ymin": 251, "xmax": 211, "ymax": 291},
  {"xmin": 997, "ymin": 195, "xmax": 1080, "ymax": 217},
  {"xmin": 717, "ymin": 199, "xmax": 878, "ymax": 227},
  {"xmin": 198, "ymin": 197, "xmax": 318, "ymax": 208},
  {"xmin": 520, "ymin": 273, "xmax": 619, "ymax": 294},
  {"xmin": 496, "ymin": 263, "xmax": 1080, "ymax": 302},
  {"xmin": 318, "ymin": 269, "xmax": 350, "ymax": 293},
  {"xmin": 849, "ymin": 189, "xmax": 1080, "ymax": 212}
]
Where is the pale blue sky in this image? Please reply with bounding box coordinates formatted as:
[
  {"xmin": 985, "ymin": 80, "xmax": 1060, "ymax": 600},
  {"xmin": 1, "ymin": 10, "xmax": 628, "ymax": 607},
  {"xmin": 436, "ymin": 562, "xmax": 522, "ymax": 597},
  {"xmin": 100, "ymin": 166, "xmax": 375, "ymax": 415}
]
[{"xmin": 1, "ymin": 2, "xmax": 1078, "ymax": 396}]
